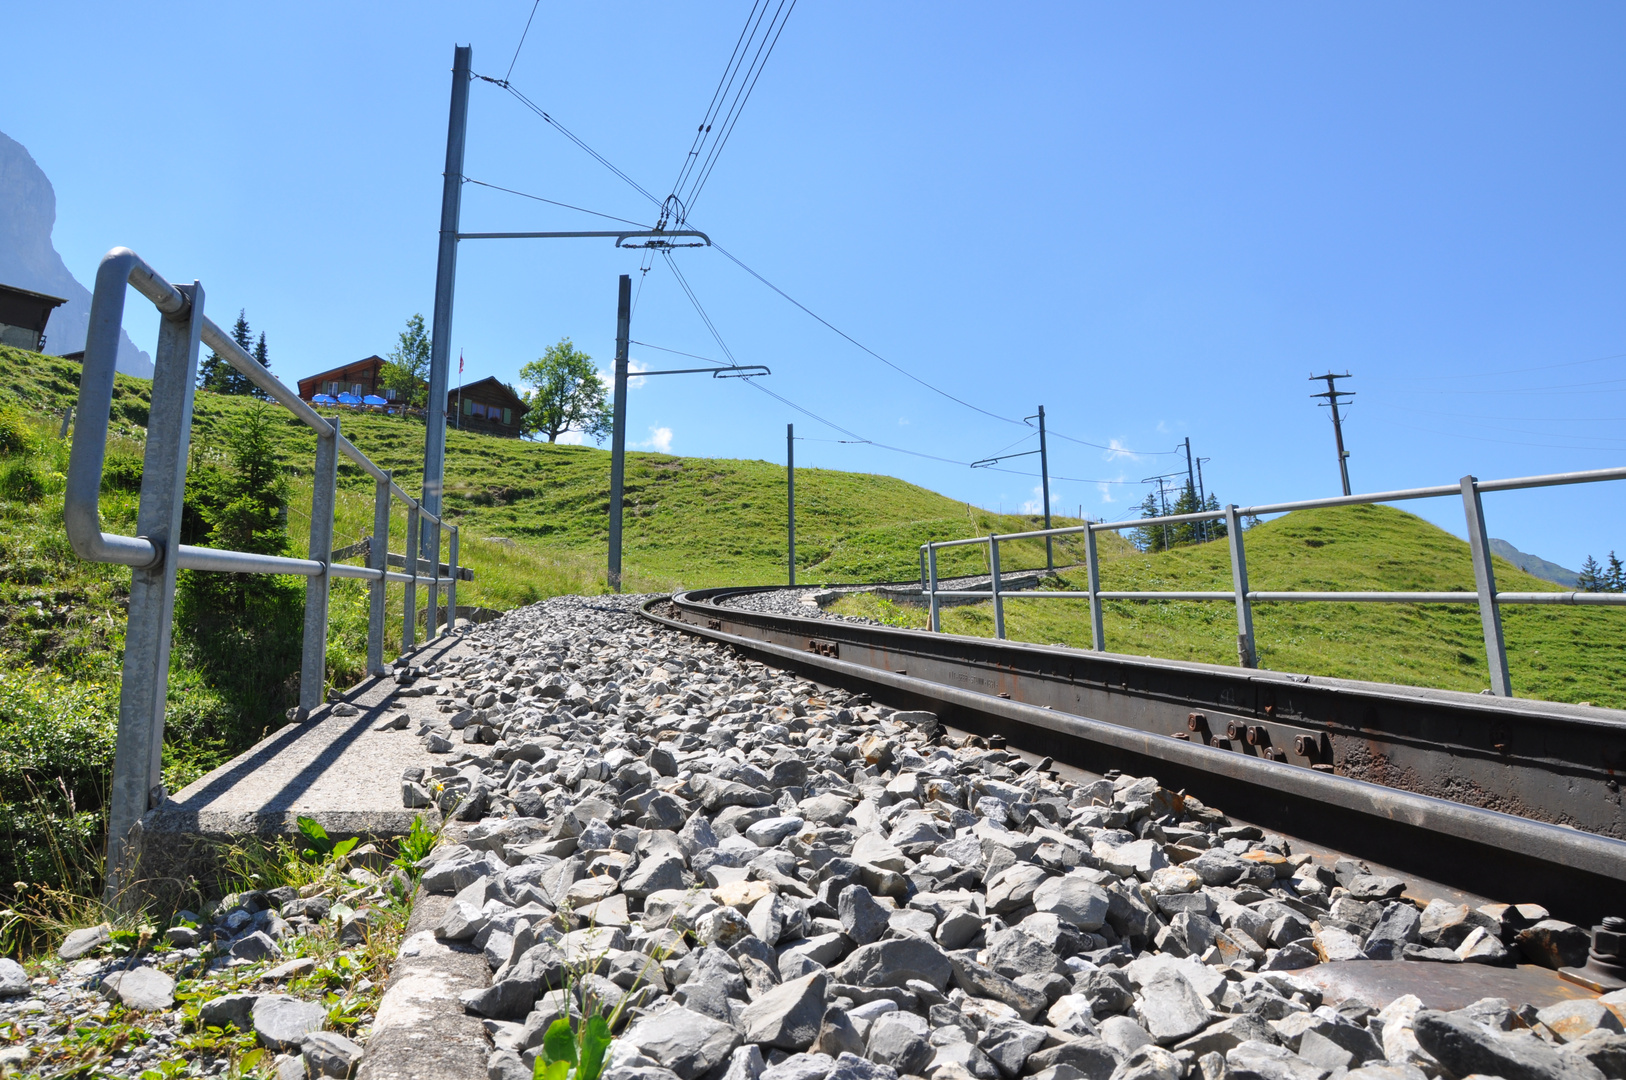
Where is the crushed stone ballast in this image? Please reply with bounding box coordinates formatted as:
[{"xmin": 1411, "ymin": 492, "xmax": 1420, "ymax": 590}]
[{"xmin": 358, "ymin": 592, "xmax": 1623, "ymax": 1080}]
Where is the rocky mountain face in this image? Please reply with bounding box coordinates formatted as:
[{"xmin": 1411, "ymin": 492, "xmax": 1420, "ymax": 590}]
[{"xmin": 0, "ymin": 130, "xmax": 153, "ymax": 378}]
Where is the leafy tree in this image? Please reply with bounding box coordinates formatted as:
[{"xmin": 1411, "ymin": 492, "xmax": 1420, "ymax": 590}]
[
  {"xmin": 198, "ymin": 309, "xmax": 257, "ymax": 396},
  {"xmin": 519, "ymin": 338, "xmax": 612, "ymax": 443},
  {"xmin": 380, "ymin": 313, "xmax": 432, "ymax": 407},
  {"xmin": 1609, "ymin": 551, "xmax": 1624, "ymax": 593},
  {"xmin": 1577, "ymin": 555, "xmax": 1605, "ymax": 592}
]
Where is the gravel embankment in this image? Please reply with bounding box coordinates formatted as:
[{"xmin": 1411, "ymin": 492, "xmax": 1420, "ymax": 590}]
[
  {"xmin": 388, "ymin": 593, "xmax": 1626, "ymax": 1080},
  {"xmin": 714, "ymin": 587, "xmax": 881, "ymax": 623}
]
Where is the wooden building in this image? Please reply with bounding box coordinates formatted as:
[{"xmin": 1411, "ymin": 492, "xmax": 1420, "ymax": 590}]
[
  {"xmin": 297, "ymin": 356, "xmax": 402, "ymax": 401},
  {"xmin": 0, "ymin": 283, "xmax": 67, "ymax": 353},
  {"xmin": 451, "ymin": 377, "xmax": 529, "ymax": 438}
]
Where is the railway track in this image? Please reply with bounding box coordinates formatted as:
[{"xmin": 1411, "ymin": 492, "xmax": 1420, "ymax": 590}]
[{"xmin": 644, "ymin": 586, "xmax": 1626, "ymax": 930}]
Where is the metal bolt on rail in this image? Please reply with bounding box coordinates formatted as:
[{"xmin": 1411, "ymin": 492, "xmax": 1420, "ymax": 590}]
[
  {"xmin": 918, "ymin": 463, "xmax": 1626, "ymax": 692},
  {"xmin": 65, "ymin": 247, "xmax": 469, "ymax": 903}
]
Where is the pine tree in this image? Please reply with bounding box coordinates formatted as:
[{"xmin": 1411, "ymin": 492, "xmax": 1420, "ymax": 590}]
[
  {"xmin": 200, "ymin": 310, "xmax": 256, "ymax": 395},
  {"xmin": 1203, "ymin": 492, "xmax": 1228, "ymax": 539},
  {"xmin": 1133, "ymin": 492, "xmax": 1168, "ymax": 552},
  {"xmin": 1577, "ymin": 555, "xmax": 1604, "ymax": 592},
  {"xmin": 252, "ymin": 332, "xmax": 271, "ymax": 399},
  {"xmin": 1608, "ymin": 551, "xmax": 1624, "ymax": 593}
]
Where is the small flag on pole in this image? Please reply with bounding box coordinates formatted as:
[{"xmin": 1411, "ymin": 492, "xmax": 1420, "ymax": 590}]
[{"xmin": 459, "ymin": 350, "xmax": 464, "ymax": 374}]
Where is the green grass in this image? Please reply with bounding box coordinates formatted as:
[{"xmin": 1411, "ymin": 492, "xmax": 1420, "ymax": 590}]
[{"xmin": 830, "ymin": 502, "xmax": 1626, "ymax": 708}]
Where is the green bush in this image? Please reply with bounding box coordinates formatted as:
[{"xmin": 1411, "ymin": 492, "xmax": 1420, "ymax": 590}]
[
  {"xmin": 0, "ymin": 406, "xmax": 30, "ymax": 455},
  {"xmin": 0, "ymin": 457, "xmax": 44, "ymax": 501}
]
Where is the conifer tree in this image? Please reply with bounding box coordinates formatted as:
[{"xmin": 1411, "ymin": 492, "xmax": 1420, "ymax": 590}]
[
  {"xmin": 1608, "ymin": 551, "xmax": 1624, "ymax": 593},
  {"xmin": 1577, "ymin": 555, "xmax": 1604, "ymax": 592},
  {"xmin": 252, "ymin": 332, "xmax": 270, "ymax": 399},
  {"xmin": 199, "ymin": 310, "xmax": 256, "ymax": 395}
]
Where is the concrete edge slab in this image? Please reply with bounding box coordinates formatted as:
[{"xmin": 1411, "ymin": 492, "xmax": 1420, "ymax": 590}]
[{"xmin": 357, "ymin": 888, "xmax": 491, "ymax": 1080}]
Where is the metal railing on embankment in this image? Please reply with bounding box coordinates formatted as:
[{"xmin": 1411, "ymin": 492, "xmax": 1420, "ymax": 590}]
[
  {"xmin": 65, "ymin": 247, "xmax": 470, "ymax": 897},
  {"xmin": 921, "ymin": 466, "xmax": 1626, "ymax": 698}
]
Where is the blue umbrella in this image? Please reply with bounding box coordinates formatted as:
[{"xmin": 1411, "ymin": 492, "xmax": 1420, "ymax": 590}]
[
  {"xmin": 363, "ymin": 394, "xmax": 388, "ymax": 406},
  {"xmin": 312, "ymin": 393, "xmax": 337, "ymax": 404},
  {"xmin": 337, "ymin": 392, "xmax": 363, "ymax": 405}
]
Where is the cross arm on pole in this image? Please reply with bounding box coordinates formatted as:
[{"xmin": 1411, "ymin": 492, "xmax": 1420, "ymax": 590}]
[
  {"xmin": 455, "ymin": 229, "xmax": 711, "ymax": 248},
  {"xmin": 971, "ymin": 449, "xmax": 1041, "ymax": 468},
  {"xmin": 636, "ymin": 365, "xmax": 770, "ymax": 378}
]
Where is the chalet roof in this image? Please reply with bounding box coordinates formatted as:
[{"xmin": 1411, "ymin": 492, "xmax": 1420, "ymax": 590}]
[
  {"xmin": 300, "ymin": 355, "xmax": 388, "ymax": 385},
  {"xmin": 454, "ymin": 376, "xmax": 529, "ymax": 412}
]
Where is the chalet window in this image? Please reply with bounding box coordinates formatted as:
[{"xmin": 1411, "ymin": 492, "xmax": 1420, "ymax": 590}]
[
  {"xmin": 383, "ymin": 387, "xmax": 396, "ymax": 401},
  {"xmin": 503, "ymin": 408, "xmax": 512, "ymax": 425},
  {"xmin": 351, "ymin": 383, "xmax": 364, "ymax": 396},
  {"xmin": 463, "ymin": 398, "xmax": 473, "ymax": 415}
]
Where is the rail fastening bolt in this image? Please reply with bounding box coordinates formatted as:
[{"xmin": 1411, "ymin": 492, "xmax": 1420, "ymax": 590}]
[{"xmin": 1294, "ymin": 735, "xmax": 1311, "ymax": 756}]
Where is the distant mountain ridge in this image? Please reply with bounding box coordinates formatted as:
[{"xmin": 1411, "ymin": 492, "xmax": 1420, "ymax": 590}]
[
  {"xmin": 0, "ymin": 130, "xmax": 152, "ymax": 377},
  {"xmin": 1490, "ymin": 538, "xmax": 1579, "ymax": 588}
]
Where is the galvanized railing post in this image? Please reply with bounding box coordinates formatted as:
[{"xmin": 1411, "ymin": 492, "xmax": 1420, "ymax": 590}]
[
  {"xmin": 1461, "ymin": 475, "xmax": 1513, "ymax": 696},
  {"xmin": 403, "ymin": 503, "xmax": 419, "ymax": 652},
  {"xmin": 1224, "ymin": 504, "xmax": 1257, "ymax": 668},
  {"xmin": 366, "ymin": 470, "xmax": 391, "ymax": 675},
  {"xmin": 989, "ymin": 536, "xmax": 1006, "ymax": 639},
  {"xmin": 300, "ymin": 415, "xmax": 339, "ymax": 715},
  {"xmin": 1085, "ymin": 524, "xmax": 1105, "ymax": 652},
  {"xmin": 426, "ymin": 519, "xmax": 441, "ymax": 639},
  {"xmin": 446, "ymin": 526, "xmax": 460, "ymax": 633},
  {"xmin": 927, "ymin": 545, "xmax": 941, "ymax": 632},
  {"xmin": 104, "ymin": 280, "xmax": 204, "ymax": 902}
]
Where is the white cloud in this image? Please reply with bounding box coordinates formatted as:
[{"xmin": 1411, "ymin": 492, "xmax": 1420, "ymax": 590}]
[
  {"xmin": 1103, "ymin": 438, "xmax": 1142, "ymax": 462},
  {"xmin": 898, "ymin": 417, "xmax": 910, "ymax": 426},
  {"xmin": 555, "ymin": 430, "xmax": 585, "ymax": 446},
  {"xmin": 1020, "ymin": 485, "xmax": 1059, "ymax": 515},
  {"xmin": 1097, "ymin": 474, "xmax": 1126, "ymax": 503},
  {"xmin": 636, "ymin": 426, "xmax": 673, "ymax": 453},
  {"xmin": 1155, "ymin": 420, "xmax": 1170, "ymax": 434},
  {"xmin": 627, "ymin": 361, "xmax": 648, "ymax": 390}
]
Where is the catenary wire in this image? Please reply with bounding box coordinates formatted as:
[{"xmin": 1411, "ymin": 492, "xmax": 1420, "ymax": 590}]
[
  {"xmin": 505, "ymin": 0, "xmax": 543, "ymax": 83},
  {"xmin": 476, "ymin": 71, "xmax": 1175, "ymax": 458},
  {"xmin": 666, "ymin": 0, "xmax": 769, "ymax": 218},
  {"xmin": 463, "ymin": 178, "xmax": 653, "ymax": 228}
]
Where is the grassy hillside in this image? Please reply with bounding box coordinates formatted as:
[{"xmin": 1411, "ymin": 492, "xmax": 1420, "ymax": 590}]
[
  {"xmin": 1, "ymin": 345, "xmax": 1093, "ymax": 594},
  {"xmin": 831, "ymin": 502, "xmax": 1626, "ymax": 708}
]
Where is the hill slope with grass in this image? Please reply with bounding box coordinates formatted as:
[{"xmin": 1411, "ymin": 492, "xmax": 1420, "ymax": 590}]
[
  {"xmin": 0, "ymin": 344, "xmax": 1086, "ymax": 905},
  {"xmin": 832, "ymin": 502, "xmax": 1626, "ymax": 708}
]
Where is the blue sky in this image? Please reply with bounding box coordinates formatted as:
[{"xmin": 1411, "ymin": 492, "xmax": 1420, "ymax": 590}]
[{"xmin": 4, "ymin": 4, "xmax": 1624, "ymax": 570}]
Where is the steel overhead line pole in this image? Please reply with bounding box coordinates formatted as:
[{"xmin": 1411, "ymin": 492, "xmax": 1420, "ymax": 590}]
[
  {"xmin": 787, "ymin": 423, "xmax": 796, "ymax": 586},
  {"xmin": 1183, "ymin": 437, "xmax": 1201, "ymax": 542},
  {"xmin": 424, "ymin": 44, "xmax": 471, "ymax": 581},
  {"xmin": 604, "ymin": 330, "xmax": 772, "ymax": 589},
  {"xmin": 1310, "ymin": 372, "xmax": 1355, "ymax": 497},
  {"xmin": 608, "ymin": 275, "xmax": 632, "ymax": 592},
  {"xmin": 1036, "ymin": 406, "xmax": 1052, "ymax": 570}
]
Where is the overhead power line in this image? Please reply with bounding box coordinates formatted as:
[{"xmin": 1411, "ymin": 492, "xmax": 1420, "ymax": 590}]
[
  {"xmin": 477, "ymin": 70, "xmax": 1178, "ymax": 459},
  {"xmin": 505, "ymin": 0, "xmax": 543, "ymax": 83},
  {"xmin": 463, "ymin": 178, "xmax": 653, "ymax": 228}
]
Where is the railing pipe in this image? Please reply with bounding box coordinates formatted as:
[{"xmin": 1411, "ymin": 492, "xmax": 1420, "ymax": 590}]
[
  {"xmin": 927, "ymin": 545, "xmax": 941, "ymax": 633},
  {"xmin": 403, "ymin": 503, "xmax": 419, "ymax": 653},
  {"xmin": 368, "ymin": 472, "xmax": 391, "ymax": 674},
  {"xmin": 102, "ymin": 278, "xmax": 204, "ymax": 902},
  {"xmin": 1462, "ymin": 475, "xmax": 1513, "ymax": 696},
  {"xmin": 989, "ymin": 537, "xmax": 1005, "ymax": 639},
  {"xmin": 299, "ymin": 417, "xmax": 339, "ymax": 716},
  {"xmin": 1084, "ymin": 525, "xmax": 1104, "ymax": 652},
  {"xmin": 447, "ymin": 527, "xmax": 460, "ymax": 634},
  {"xmin": 1225, "ymin": 504, "xmax": 1256, "ymax": 668}
]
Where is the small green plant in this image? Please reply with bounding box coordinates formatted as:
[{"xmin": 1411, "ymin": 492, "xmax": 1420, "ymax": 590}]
[
  {"xmin": 536, "ymin": 1014, "xmax": 613, "ymax": 1080},
  {"xmin": 392, "ymin": 814, "xmax": 439, "ymax": 878},
  {"xmin": 296, "ymin": 816, "xmax": 358, "ymax": 864}
]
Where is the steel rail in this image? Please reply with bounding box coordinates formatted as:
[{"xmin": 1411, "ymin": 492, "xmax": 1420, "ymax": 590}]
[{"xmin": 644, "ymin": 588, "xmax": 1626, "ymax": 923}]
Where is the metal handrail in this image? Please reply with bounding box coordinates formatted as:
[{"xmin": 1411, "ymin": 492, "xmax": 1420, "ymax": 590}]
[
  {"xmin": 919, "ymin": 465, "xmax": 1626, "ymax": 698},
  {"xmin": 67, "ymin": 247, "xmax": 468, "ymax": 900}
]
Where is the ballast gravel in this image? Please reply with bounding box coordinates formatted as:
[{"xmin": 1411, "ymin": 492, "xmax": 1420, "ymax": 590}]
[{"xmin": 378, "ymin": 593, "xmax": 1626, "ymax": 1080}]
